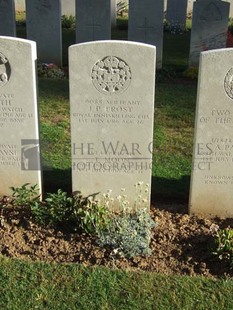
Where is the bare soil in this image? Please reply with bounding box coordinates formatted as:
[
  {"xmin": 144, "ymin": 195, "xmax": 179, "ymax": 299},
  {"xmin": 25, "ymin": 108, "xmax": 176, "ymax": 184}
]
[{"xmin": 0, "ymin": 202, "xmax": 232, "ymax": 278}]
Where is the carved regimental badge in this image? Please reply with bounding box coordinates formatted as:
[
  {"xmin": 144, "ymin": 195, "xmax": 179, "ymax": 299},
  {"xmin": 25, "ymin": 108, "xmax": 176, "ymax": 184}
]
[
  {"xmin": 224, "ymin": 68, "xmax": 233, "ymax": 99},
  {"xmin": 0, "ymin": 52, "xmax": 10, "ymax": 87},
  {"xmin": 91, "ymin": 56, "xmax": 131, "ymax": 95}
]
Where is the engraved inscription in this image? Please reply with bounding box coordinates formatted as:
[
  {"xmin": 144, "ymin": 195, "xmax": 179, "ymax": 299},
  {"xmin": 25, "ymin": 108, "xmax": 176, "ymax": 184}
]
[
  {"xmin": 0, "ymin": 93, "xmax": 34, "ymax": 129},
  {"xmin": 0, "ymin": 52, "xmax": 10, "ymax": 87},
  {"xmin": 224, "ymin": 68, "xmax": 233, "ymax": 99},
  {"xmin": 91, "ymin": 56, "xmax": 132, "ymax": 95},
  {"xmin": 0, "ymin": 144, "xmax": 21, "ymax": 167},
  {"xmin": 72, "ymin": 98, "xmax": 151, "ymax": 126}
]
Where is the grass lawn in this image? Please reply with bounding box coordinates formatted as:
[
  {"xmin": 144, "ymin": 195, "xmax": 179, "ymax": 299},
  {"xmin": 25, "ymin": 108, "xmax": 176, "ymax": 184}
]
[
  {"xmin": 1, "ymin": 16, "xmax": 231, "ymax": 309},
  {"xmin": 0, "ymin": 256, "xmax": 232, "ymax": 310}
]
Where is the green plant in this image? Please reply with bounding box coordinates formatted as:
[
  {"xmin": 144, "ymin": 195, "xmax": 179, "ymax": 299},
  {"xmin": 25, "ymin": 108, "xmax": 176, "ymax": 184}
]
[
  {"xmin": 61, "ymin": 15, "xmax": 76, "ymax": 29},
  {"xmin": 212, "ymin": 225, "xmax": 233, "ymax": 265},
  {"xmin": 74, "ymin": 194, "xmax": 110, "ymax": 235},
  {"xmin": 30, "ymin": 189, "xmax": 110, "ymax": 234},
  {"xmin": 228, "ymin": 18, "xmax": 233, "ymax": 36},
  {"xmin": 10, "ymin": 183, "xmax": 40, "ymax": 207},
  {"xmin": 30, "ymin": 189, "xmax": 74, "ymax": 227},
  {"xmin": 183, "ymin": 66, "xmax": 198, "ymax": 80}
]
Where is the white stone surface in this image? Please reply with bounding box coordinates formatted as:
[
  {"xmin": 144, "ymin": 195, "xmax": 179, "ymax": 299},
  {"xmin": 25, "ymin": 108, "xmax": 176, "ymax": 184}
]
[
  {"xmin": 0, "ymin": 37, "xmax": 42, "ymax": 196},
  {"xmin": 189, "ymin": 0, "xmax": 230, "ymax": 67},
  {"xmin": 69, "ymin": 41, "xmax": 155, "ymax": 210},
  {"xmin": 166, "ymin": 0, "xmax": 188, "ymax": 30},
  {"xmin": 26, "ymin": 0, "xmax": 62, "ymax": 66},
  {"xmin": 128, "ymin": 0, "xmax": 163, "ymax": 69},
  {"xmin": 76, "ymin": 0, "xmax": 111, "ymax": 43},
  {"xmin": 189, "ymin": 48, "xmax": 233, "ymax": 218},
  {"xmin": 0, "ymin": 0, "xmax": 16, "ymax": 37}
]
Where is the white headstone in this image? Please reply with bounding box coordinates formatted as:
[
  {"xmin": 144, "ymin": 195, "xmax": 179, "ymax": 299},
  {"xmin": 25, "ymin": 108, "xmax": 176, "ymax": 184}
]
[
  {"xmin": 0, "ymin": 37, "xmax": 42, "ymax": 196},
  {"xmin": 26, "ymin": 0, "xmax": 62, "ymax": 66},
  {"xmin": 76, "ymin": 0, "xmax": 111, "ymax": 43},
  {"xmin": 189, "ymin": 48, "xmax": 233, "ymax": 218},
  {"xmin": 166, "ymin": 0, "xmax": 188, "ymax": 30},
  {"xmin": 189, "ymin": 0, "xmax": 230, "ymax": 67},
  {"xmin": 69, "ymin": 41, "xmax": 155, "ymax": 210},
  {"xmin": 128, "ymin": 0, "xmax": 164, "ymax": 69},
  {"xmin": 0, "ymin": 0, "xmax": 16, "ymax": 37}
]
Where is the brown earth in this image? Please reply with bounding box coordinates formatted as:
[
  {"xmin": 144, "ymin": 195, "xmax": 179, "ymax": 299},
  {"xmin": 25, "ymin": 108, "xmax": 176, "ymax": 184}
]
[{"xmin": 0, "ymin": 202, "xmax": 232, "ymax": 278}]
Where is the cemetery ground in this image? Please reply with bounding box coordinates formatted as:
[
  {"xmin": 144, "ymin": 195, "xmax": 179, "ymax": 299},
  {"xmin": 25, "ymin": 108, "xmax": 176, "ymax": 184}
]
[{"xmin": 0, "ymin": 17, "xmax": 232, "ymax": 308}]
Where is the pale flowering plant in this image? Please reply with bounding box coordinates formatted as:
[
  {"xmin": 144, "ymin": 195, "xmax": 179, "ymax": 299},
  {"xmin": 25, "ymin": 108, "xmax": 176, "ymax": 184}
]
[{"xmin": 97, "ymin": 182, "xmax": 157, "ymax": 258}]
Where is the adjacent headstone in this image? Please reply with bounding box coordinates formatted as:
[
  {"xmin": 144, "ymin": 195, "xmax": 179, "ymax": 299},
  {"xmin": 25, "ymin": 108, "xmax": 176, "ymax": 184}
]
[
  {"xmin": 189, "ymin": 48, "xmax": 233, "ymax": 218},
  {"xmin": 128, "ymin": 0, "xmax": 164, "ymax": 69},
  {"xmin": 166, "ymin": 0, "xmax": 188, "ymax": 31},
  {"xmin": 76, "ymin": 0, "xmax": 111, "ymax": 43},
  {"xmin": 186, "ymin": 0, "xmax": 233, "ymax": 18},
  {"xmin": 189, "ymin": 0, "xmax": 230, "ymax": 67},
  {"xmin": 111, "ymin": 0, "xmax": 117, "ymax": 28},
  {"xmin": 0, "ymin": 0, "xmax": 16, "ymax": 37},
  {"xmin": 0, "ymin": 37, "xmax": 42, "ymax": 196},
  {"xmin": 69, "ymin": 41, "xmax": 155, "ymax": 210},
  {"xmin": 26, "ymin": 0, "xmax": 62, "ymax": 66}
]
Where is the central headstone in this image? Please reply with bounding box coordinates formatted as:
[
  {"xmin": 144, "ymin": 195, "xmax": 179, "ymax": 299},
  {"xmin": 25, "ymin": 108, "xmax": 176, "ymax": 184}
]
[
  {"xmin": 189, "ymin": 48, "xmax": 233, "ymax": 218},
  {"xmin": 26, "ymin": 0, "xmax": 62, "ymax": 66},
  {"xmin": 189, "ymin": 0, "xmax": 230, "ymax": 67},
  {"xmin": 128, "ymin": 0, "xmax": 164, "ymax": 69},
  {"xmin": 0, "ymin": 0, "xmax": 16, "ymax": 37},
  {"xmin": 0, "ymin": 37, "xmax": 42, "ymax": 196},
  {"xmin": 76, "ymin": 0, "xmax": 111, "ymax": 43},
  {"xmin": 69, "ymin": 41, "xmax": 155, "ymax": 210}
]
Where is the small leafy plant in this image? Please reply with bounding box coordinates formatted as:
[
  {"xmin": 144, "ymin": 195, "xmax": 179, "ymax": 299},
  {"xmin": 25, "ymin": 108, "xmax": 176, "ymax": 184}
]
[
  {"xmin": 61, "ymin": 15, "xmax": 76, "ymax": 29},
  {"xmin": 74, "ymin": 195, "xmax": 110, "ymax": 234},
  {"xmin": 30, "ymin": 189, "xmax": 110, "ymax": 234},
  {"xmin": 10, "ymin": 183, "xmax": 40, "ymax": 207},
  {"xmin": 211, "ymin": 224, "xmax": 233, "ymax": 266},
  {"xmin": 183, "ymin": 66, "xmax": 198, "ymax": 80}
]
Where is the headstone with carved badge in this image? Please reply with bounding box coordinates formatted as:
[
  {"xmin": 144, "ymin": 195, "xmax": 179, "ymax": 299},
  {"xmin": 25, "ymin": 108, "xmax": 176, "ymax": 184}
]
[{"xmin": 69, "ymin": 41, "xmax": 155, "ymax": 211}]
